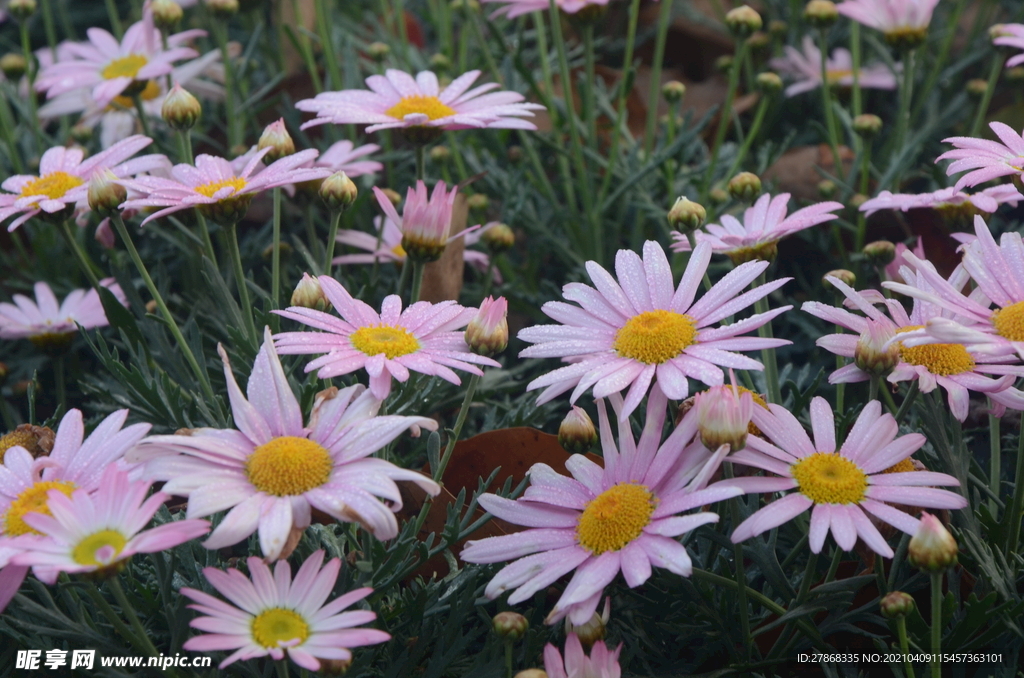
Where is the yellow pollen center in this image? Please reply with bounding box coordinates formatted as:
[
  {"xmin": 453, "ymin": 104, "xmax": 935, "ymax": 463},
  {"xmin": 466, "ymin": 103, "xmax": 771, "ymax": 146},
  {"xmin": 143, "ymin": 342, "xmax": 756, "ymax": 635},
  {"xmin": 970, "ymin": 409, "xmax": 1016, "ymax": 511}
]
[
  {"xmin": 195, "ymin": 177, "xmax": 247, "ymax": 199},
  {"xmin": 251, "ymin": 608, "xmax": 310, "ymax": 649},
  {"xmin": 882, "ymin": 457, "xmax": 915, "ymax": 474},
  {"xmin": 4, "ymin": 481, "xmax": 76, "ymax": 536},
  {"xmin": 391, "ymin": 243, "xmax": 407, "ymax": 259},
  {"xmin": 613, "ymin": 310, "xmax": 697, "ymax": 364},
  {"xmin": 895, "ymin": 325, "xmax": 975, "ymax": 376},
  {"xmin": 0, "ymin": 430, "xmax": 38, "ymax": 463},
  {"xmin": 576, "ymin": 483, "xmax": 656, "ymax": 555},
  {"xmin": 385, "ymin": 95, "xmax": 458, "ymax": 122},
  {"xmin": 245, "ymin": 436, "xmax": 333, "ymax": 497},
  {"xmin": 349, "ymin": 324, "xmax": 420, "ymax": 359},
  {"xmin": 19, "ymin": 172, "xmax": 85, "ymax": 201},
  {"xmin": 111, "ymin": 80, "xmax": 162, "ymax": 108},
  {"xmin": 101, "ymin": 54, "xmax": 149, "ymax": 80},
  {"xmin": 72, "ymin": 529, "xmax": 128, "ymax": 566},
  {"xmin": 826, "ymin": 69, "xmax": 854, "ymax": 83},
  {"xmin": 992, "ymin": 301, "xmax": 1024, "ymax": 342},
  {"xmin": 791, "ymin": 453, "xmax": 868, "ymax": 505}
]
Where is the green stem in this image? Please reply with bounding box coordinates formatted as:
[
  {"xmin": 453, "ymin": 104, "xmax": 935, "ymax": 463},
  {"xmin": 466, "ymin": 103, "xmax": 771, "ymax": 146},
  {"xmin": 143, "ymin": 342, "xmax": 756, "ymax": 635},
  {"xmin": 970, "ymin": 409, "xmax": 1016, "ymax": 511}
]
[
  {"xmin": 272, "ymin": 187, "xmax": 282, "ymax": 308},
  {"xmin": 879, "ymin": 380, "xmax": 898, "ymax": 415},
  {"xmin": 395, "ymin": 257, "xmax": 411, "ymax": 297},
  {"xmin": 107, "ymin": 577, "xmax": 159, "ymax": 657},
  {"xmin": 482, "ymin": 257, "xmax": 496, "ymax": 299},
  {"xmin": 701, "ymin": 39, "xmax": 749, "ymax": 200},
  {"xmin": 914, "ymin": 0, "xmax": 967, "ymax": 122},
  {"xmin": 1005, "ymin": 422, "xmax": 1024, "ymax": 560},
  {"xmin": 104, "ymin": 0, "xmax": 123, "ymax": 38},
  {"xmin": 869, "ymin": 376, "xmax": 879, "ymax": 404},
  {"xmin": 416, "ymin": 144, "xmax": 426, "ymax": 182},
  {"xmin": 20, "ymin": 21, "xmax": 43, "ymax": 155},
  {"xmin": 582, "ymin": 25, "xmax": 598, "ymax": 148},
  {"xmin": 854, "ymin": 142, "xmax": 872, "ymax": 251},
  {"xmin": 40, "ymin": 0, "xmax": 58, "ymax": 56},
  {"xmin": 893, "ymin": 380, "xmax": 919, "ymax": 423},
  {"xmin": 84, "ymin": 582, "xmax": 145, "ymax": 652},
  {"xmin": 891, "ymin": 47, "xmax": 916, "ymax": 185},
  {"xmin": 213, "ymin": 21, "xmax": 241, "ymax": 150},
  {"xmin": 817, "ymin": 29, "xmax": 844, "ymax": 178},
  {"xmin": 988, "ymin": 401, "xmax": 1000, "ymax": 516},
  {"xmin": 60, "ymin": 220, "xmax": 102, "ymax": 290},
  {"xmin": 410, "ymin": 260, "xmax": 426, "ymax": 303},
  {"xmin": 225, "ymin": 222, "xmax": 258, "ymax": 341},
  {"xmin": 395, "ymin": 0, "xmax": 410, "ymax": 67},
  {"xmin": 313, "ymin": 0, "xmax": 342, "ymax": 89},
  {"xmin": 727, "ymin": 466, "xmax": 751, "ymax": 661},
  {"xmin": 897, "ymin": 615, "xmax": 916, "ymax": 678},
  {"xmin": 323, "ymin": 209, "xmax": 343, "ymax": 276},
  {"xmin": 929, "ymin": 571, "xmax": 942, "ymax": 678},
  {"xmin": 275, "ymin": 658, "xmax": 290, "ymax": 678},
  {"xmin": 850, "ymin": 22, "xmax": 862, "ymax": 118},
  {"xmin": 533, "ymin": 13, "xmax": 578, "ymax": 208},
  {"xmin": 596, "ymin": 0, "xmax": 642, "ymax": 206},
  {"xmin": 504, "ymin": 638, "xmax": 513, "ymax": 678},
  {"xmin": 753, "ymin": 272, "xmax": 781, "ymax": 404},
  {"xmin": 724, "ymin": 94, "xmax": 770, "ymax": 179},
  {"xmin": 643, "ymin": 0, "xmax": 674, "ymax": 153},
  {"xmin": 54, "ymin": 355, "xmax": 66, "ymax": 413},
  {"xmin": 0, "ymin": 91, "xmax": 24, "ymax": 173},
  {"xmin": 969, "ymin": 52, "xmax": 1002, "ymax": 138},
  {"xmin": 131, "ymin": 93, "xmax": 152, "ymax": 140},
  {"xmin": 435, "ymin": 373, "xmax": 481, "ymax": 482}
]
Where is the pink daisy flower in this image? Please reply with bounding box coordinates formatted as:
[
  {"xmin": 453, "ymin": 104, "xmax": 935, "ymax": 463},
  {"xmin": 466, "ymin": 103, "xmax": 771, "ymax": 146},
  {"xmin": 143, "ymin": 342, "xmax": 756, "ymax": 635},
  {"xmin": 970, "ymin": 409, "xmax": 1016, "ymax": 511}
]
[
  {"xmin": 130, "ymin": 329, "xmax": 439, "ymax": 559},
  {"xmin": 296, "ymin": 69, "xmax": 545, "ymax": 133},
  {"xmin": 315, "ymin": 140, "xmax": 383, "ymax": 178},
  {"xmin": 118, "ymin": 148, "xmax": 330, "ymax": 225},
  {"xmin": 181, "ymin": 550, "xmax": 390, "ymax": 671},
  {"xmin": 835, "ymin": 0, "xmax": 939, "ymax": 40},
  {"xmin": 884, "ymin": 237, "xmax": 926, "ymax": 283},
  {"xmin": 728, "ymin": 397, "xmax": 967, "ymax": 557},
  {"xmin": 518, "ymin": 240, "xmax": 792, "ymax": 422},
  {"xmin": 769, "ymin": 37, "xmax": 898, "ymax": 97},
  {"xmin": 803, "ymin": 274, "xmax": 1024, "ymax": 421},
  {"xmin": 544, "ymin": 634, "xmax": 622, "ymax": 678},
  {"xmin": 273, "ymin": 276, "xmax": 500, "ymax": 400},
  {"xmin": 992, "ymin": 24, "xmax": 1024, "ymax": 68},
  {"xmin": 859, "ymin": 185, "xmax": 1023, "ymax": 217},
  {"xmin": 482, "ymin": 0, "xmax": 610, "ymax": 19},
  {"xmin": 671, "ymin": 193, "xmax": 842, "ymax": 263},
  {"xmin": 0, "ymin": 135, "xmax": 168, "ymax": 231},
  {"xmin": 373, "ymin": 180, "xmax": 463, "ymax": 260},
  {"xmin": 34, "ymin": 12, "xmax": 204, "ymax": 110},
  {"xmin": 9, "ymin": 465, "xmax": 209, "ymax": 583},
  {"xmin": 461, "ymin": 386, "xmax": 743, "ymax": 625},
  {"xmin": 937, "ymin": 122, "xmax": 1024, "ymax": 190},
  {"xmin": 0, "ymin": 279, "xmax": 126, "ymax": 349}
]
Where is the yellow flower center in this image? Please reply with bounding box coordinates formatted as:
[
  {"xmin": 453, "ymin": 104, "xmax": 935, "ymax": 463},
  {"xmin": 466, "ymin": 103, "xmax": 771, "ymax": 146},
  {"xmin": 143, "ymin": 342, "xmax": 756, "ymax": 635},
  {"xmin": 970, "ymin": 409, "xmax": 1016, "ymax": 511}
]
[
  {"xmin": 72, "ymin": 529, "xmax": 128, "ymax": 566},
  {"xmin": 826, "ymin": 69, "xmax": 853, "ymax": 83},
  {"xmin": 245, "ymin": 436, "xmax": 333, "ymax": 497},
  {"xmin": 385, "ymin": 95, "xmax": 457, "ymax": 122},
  {"xmin": 895, "ymin": 325, "xmax": 975, "ymax": 376},
  {"xmin": 349, "ymin": 324, "xmax": 420, "ymax": 359},
  {"xmin": 0, "ymin": 430, "xmax": 39, "ymax": 463},
  {"xmin": 251, "ymin": 608, "xmax": 310, "ymax": 649},
  {"xmin": 790, "ymin": 453, "xmax": 868, "ymax": 505},
  {"xmin": 882, "ymin": 457, "xmax": 915, "ymax": 474},
  {"xmin": 576, "ymin": 483, "xmax": 656, "ymax": 555},
  {"xmin": 391, "ymin": 243, "xmax": 407, "ymax": 259},
  {"xmin": 613, "ymin": 310, "xmax": 697, "ymax": 364},
  {"xmin": 101, "ymin": 54, "xmax": 149, "ymax": 80},
  {"xmin": 4, "ymin": 480, "xmax": 76, "ymax": 536},
  {"xmin": 992, "ymin": 301, "xmax": 1024, "ymax": 342},
  {"xmin": 111, "ymin": 80, "xmax": 162, "ymax": 109},
  {"xmin": 195, "ymin": 177, "xmax": 247, "ymax": 199},
  {"xmin": 19, "ymin": 172, "xmax": 85, "ymax": 201}
]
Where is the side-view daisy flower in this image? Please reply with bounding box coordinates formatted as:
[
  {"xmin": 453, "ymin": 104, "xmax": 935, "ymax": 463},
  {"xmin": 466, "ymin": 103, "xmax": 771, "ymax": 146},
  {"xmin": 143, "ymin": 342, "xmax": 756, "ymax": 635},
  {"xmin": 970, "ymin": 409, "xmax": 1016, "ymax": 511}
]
[
  {"xmin": 992, "ymin": 23, "xmax": 1024, "ymax": 68},
  {"xmin": 129, "ymin": 329, "xmax": 440, "ymax": 560},
  {"xmin": 315, "ymin": 140, "xmax": 382, "ymax": 178},
  {"xmin": 544, "ymin": 634, "xmax": 622, "ymax": 678},
  {"xmin": 373, "ymin": 180, "xmax": 461, "ymax": 261},
  {"xmin": 181, "ymin": 550, "xmax": 390, "ymax": 671},
  {"xmin": 296, "ymin": 69, "xmax": 544, "ymax": 134},
  {"xmin": 671, "ymin": 193, "xmax": 842, "ymax": 263},
  {"xmin": 937, "ymin": 122, "xmax": 1024, "ymax": 190},
  {"xmin": 461, "ymin": 386, "xmax": 743, "ymax": 625},
  {"xmin": 0, "ymin": 135, "xmax": 168, "ymax": 231},
  {"xmin": 0, "ymin": 279, "xmax": 126, "ymax": 351},
  {"xmin": 884, "ymin": 237, "xmax": 925, "ymax": 283},
  {"xmin": 482, "ymin": 0, "xmax": 610, "ymax": 19},
  {"xmin": 859, "ymin": 185, "xmax": 1023, "ymax": 218},
  {"xmin": 9, "ymin": 465, "xmax": 209, "ymax": 582},
  {"xmin": 519, "ymin": 240, "xmax": 792, "ymax": 422},
  {"xmin": 728, "ymin": 398, "xmax": 967, "ymax": 557},
  {"xmin": 835, "ymin": 0, "xmax": 939, "ymax": 46},
  {"xmin": 769, "ymin": 36, "xmax": 898, "ymax": 97},
  {"xmin": 273, "ymin": 276, "xmax": 499, "ymax": 400}
]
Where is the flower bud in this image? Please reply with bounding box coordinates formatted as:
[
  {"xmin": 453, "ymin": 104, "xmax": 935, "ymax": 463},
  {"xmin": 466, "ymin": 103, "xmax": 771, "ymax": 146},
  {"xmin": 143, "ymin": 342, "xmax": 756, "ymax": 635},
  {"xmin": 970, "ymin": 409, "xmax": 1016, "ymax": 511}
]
[
  {"xmin": 727, "ymin": 172, "xmax": 762, "ymax": 203},
  {"xmin": 290, "ymin": 273, "xmax": 331, "ymax": 312},
  {"xmin": 146, "ymin": 300, "xmax": 158, "ymax": 314},
  {"xmin": 0, "ymin": 361, "xmax": 7, "ymax": 386},
  {"xmin": 450, "ymin": 0, "xmax": 480, "ymax": 11},
  {"xmin": 823, "ymin": 269, "xmax": 856, "ymax": 289},
  {"xmin": 95, "ymin": 218, "xmax": 116, "ymax": 249},
  {"xmin": 481, "ymin": 222, "xmax": 515, "ymax": 253},
  {"xmin": 465, "ymin": 296, "xmax": 508, "ymax": 357},
  {"xmin": 430, "ymin": 53, "xmax": 451, "ymax": 72},
  {"xmin": 514, "ymin": 671, "xmax": 548, "ymax": 678},
  {"xmin": 849, "ymin": 193, "xmax": 868, "ymax": 210},
  {"xmin": 990, "ymin": 24, "xmax": 1013, "ymax": 41},
  {"xmin": 709, "ymin": 187, "xmax": 729, "ymax": 204},
  {"xmin": 853, "ymin": 320, "xmax": 899, "ymax": 377},
  {"xmin": 8, "ymin": 0, "xmax": 37, "ymax": 21},
  {"xmin": 507, "ymin": 146, "xmax": 524, "ymax": 163},
  {"xmin": 662, "ymin": 80, "xmax": 686, "ymax": 103},
  {"xmin": 696, "ymin": 384, "xmax": 753, "ymax": 452},
  {"xmin": 206, "ymin": 0, "xmax": 239, "ymax": 17},
  {"xmin": 852, "ymin": 113, "xmax": 883, "ymax": 137},
  {"xmin": 715, "ymin": 55, "xmax": 734, "ymax": 74},
  {"xmin": 884, "ymin": 26, "xmax": 926, "ymax": 50},
  {"xmin": 319, "ymin": 172, "xmax": 358, "ymax": 211},
  {"xmin": 380, "ymin": 187, "xmax": 402, "ymax": 205},
  {"xmin": 88, "ymin": 169, "xmax": 128, "ymax": 217},
  {"xmin": 467, "ymin": 194, "xmax": 489, "ymax": 212},
  {"xmin": 908, "ymin": 513, "xmax": 958, "ymax": 572},
  {"xmin": 558, "ymin": 406, "xmax": 598, "ymax": 454},
  {"xmin": 492, "ymin": 611, "xmax": 529, "ymax": 640},
  {"xmin": 317, "ymin": 658, "xmax": 352, "ymax": 676},
  {"xmin": 668, "ymin": 196, "xmax": 706, "ymax": 233},
  {"xmin": 746, "ymin": 31, "xmax": 770, "ymax": 52},
  {"xmin": 430, "ymin": 145, "xmax": 451, "ymax": 163},
  {"xmin": 804, "ymin": 0, "xmax": 838, "ymax": 28},
  {"xmin": 70, "ymin": 122, "xmax": 93, "ymax": 143},
  {"xmin": 151, "ymin": 0, "xmax": 184, "ymax": 30},
  {"xmin": 257, "ymin": 118, "xmax": 295, "ymax": 162},
  {"xmin": 725, "ymin": 5, "xmax": 762, "ymax": 38},
  {"xmin": 817, "ymin": 179, "xmax": 837, "ymax": 199},
  {"xmin": 564, "ymin": 597, "xmax": 610, "ymax": 650},
  {"xmin": 768, "ymin": 19, "xmax": 788, "ymax": 37},
  {"xmin": 0, "ymin": 53, "xmax": 27, "ymax": 80},
  {"xmin": 965, "ymin": 78, "xmax": 988, "ymax": 99},
  {"xmin": 756, "ymin": 72, "xmax": 783, "ymax": 94},
  {"xmin": 863, "ymin": 240, "xmax": 896, "ymax": 266},
  {"xmin": 368, "ymin": 42, "xmax": 390, "ymax": 61},
  {"xmin": 880, "ymin": 591, "xmax": 915, "ymax": 619},
  {"xmin": 1007, "ymin": 66, "xmax": 1024, "ymax": 82},
  {"xmin": 162, "ymin": 84, "xmax": 202, "ymax": 131}
]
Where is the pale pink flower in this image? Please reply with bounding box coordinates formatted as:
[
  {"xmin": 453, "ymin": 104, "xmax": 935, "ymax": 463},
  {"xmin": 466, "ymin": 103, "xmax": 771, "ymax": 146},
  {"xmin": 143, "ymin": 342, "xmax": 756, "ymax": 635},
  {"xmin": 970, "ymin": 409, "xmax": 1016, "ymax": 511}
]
[
  {"xmin": 9, "ymin": 465, "xmax": 209, "ymax": 582},
  {"xmin": 296, "ymin": 69, "xmax": 545, "ymax": 133},
  {"xmin": 374, "ymin": 180, "xmax": 460, "ymax": 257},
  {"xmin": 728, "ymin": 398, "xmax": 967, "ymax": 557},
  {"xmin": 0, "ymin": 279, "xmax": 126, "ymax": 343},
  {"xmin": 695, "ymin": 381, "xmax": 754, "ymax": 452},
  {"xmin": 128, "ymin": 329, "xmax": 440, "ymax": 560},
  {"xmin": 466, "ymin": 295, "xmax": 509, "ymax": 356},
  {"xmin": 273, "ymin": 277, "xmax": 500, "ymax": 400},
  {"xmin": 860, "ymin": 185, "xmax": 1023, "ymax": 217},
  {"xmin": 769, "ymin": 36, "xmax": 898, "ymax": 97},
  {"xmin": 884, "ymin": 237, "xmax": 926, "ymax": 283},
  {"xmin": 315, "ymin": 140, "xmax": 382, "ymax": 177},
  {"xmin": 671, "ymin": 193, "xmax": 842, "ymax": 261},
  {"xmin": 992, "ymin": 24, "xmax": 1024, "ymax": 68},
  {"xmin": 0, "ymin": 135, "xmax": 168, "ymax": 231},
  {"xmin": 482, "ymin": 0, "xmax": 610, "ymax": 19},
  {"xmin": 34, "ymin": 12, "xmax": 204, "ymax": 109},
  {"xmin": 937, "ymin": 122, "xmax": 1024, "ymax": 190},
  {"xmin": 118, "ymin": 149, "xmax": 330, "ymax": 224},
  {"xmin": 518, "ymin": 240, "xmax": 792, "ymax": 422},
  {"xmin": 181, "ymin": 550, "xmax": 390, "ymax": 671},
  {"xmin": 835, "ymin": 0, "xmax": 939, "ymax": 37},
  {"xmin": 544, "ymin": 634, "xmax": 622, "ymax": 678},
  {"xmin": 461, "ymin": 386, "xmax": 742, "ymax": 625}
]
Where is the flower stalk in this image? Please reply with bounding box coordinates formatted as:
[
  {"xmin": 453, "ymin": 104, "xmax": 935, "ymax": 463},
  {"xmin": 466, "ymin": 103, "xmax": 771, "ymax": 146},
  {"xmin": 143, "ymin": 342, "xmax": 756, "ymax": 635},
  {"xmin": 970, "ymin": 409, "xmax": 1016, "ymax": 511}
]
[
  {"xmin": 643, "ymin": 0, "xmax": 675, "ymax": 153},
  {"xmin": 702, "ymin": 38, "xmax": 748, "ymax": 200}
]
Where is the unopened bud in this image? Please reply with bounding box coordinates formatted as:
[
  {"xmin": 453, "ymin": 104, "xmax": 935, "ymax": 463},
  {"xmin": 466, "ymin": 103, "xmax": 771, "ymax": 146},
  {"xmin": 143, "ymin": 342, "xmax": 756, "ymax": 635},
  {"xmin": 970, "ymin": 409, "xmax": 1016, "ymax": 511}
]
[
  {"xmin": 514, "ymin": 672, "xmax": 548, "ymax": 678},
  {"xmin": 668, "ymin": 196, "xmax": 706, "ymax": 233},
  {"xmin": 492, "ymin": 611, "xmax": 528, "ymax": 640},
  {"xmin": 852, "ymin": 113, "xmax": 883, "ymax": 137},
  {"xmin": 368, "ymin": 42, "xmax": 390, "ymax": 61},
  {"xmin": 151, "ymin": 0, "xmax": 184, "ymax": 30},
  {"xmin": 430, "ymin": 53, "xmax": 451, "ymax": 72},
  {"xmin": 481, "ymin": 222, "xmax": 515, "ymax": 253},
  {"xmin": 319, "ymin": 172, "xmax": 358, "ymax": 211},
  {"xmin": 768, "ymin": 19, "xmax": 788, "ymax": 37},
  {"xmin": 709, "ymin": 187, "xmax": 729, "ymax": 204},
  {"xmin": 146, "ymin": 300, "xmax": 158, "ymax": 314},
  {"xmin": 0, "ymin": 362, "xmax": 7, "ymax": 385},
  {"xmin": 989, "ymin": 24, "xmax": 1013, "ymax": 41},
  {"xmin": 317, "ymin": 658, "xmax": 352, "ymax": 677},
  {"xmin": 863, "ymin": 240, "xmax": 896, "ymax": 266},
  {"xmin": 95, "ymin": 219, "xmax": 116, "ymax": 249},
  {"xmin": 746, "ymin": 31, "xmax": 770, "ymax": 52},
  {"xmin": 290, "ymin": 273, "xmax": 331, "ymax": 312},
  {"xmin": 823, "ymin": 269, "xmax": 856, "ymax": 289},
  {"xmin": 257, "ymin": 119, "xmax": 296, "ymax": 162},
  {"xmin": 558, "ymin": 406, "xmax": 598, "ymax": 454},
  {"xmin": 696, "ymin": 384, "xmax": 753, "ymax": 452},
  {"xmin": 88, "ymin": 170, "xmax": 128, "ymax": 217},
  {"xmin": 467, "ymin": 194, "xmax": 489, "ymax": 212},
  {"xmin": 205, "ymin": 0, "xmax": 239, "ymax": 17},
  {"xmin": 853, "ymin": 320, "xmax": 899, "ymax": 377},
  {"xmin": 662, "ymin": 80, "xmax": 686, "ymax": 103},
  {"xmin": 8, "ymin": 0, "xmax": 36, "ymax": 21},
  {"xmin": 162, "ymin": 84, "xmax": 202, "ymax": 131},
  {"xmin": 883, "ymin": 26, "xmax": 926, "ymax": 50},
  {"xmin": 817, "ymin": 179, "xmax": 837, "ymax": 199},
  {"xmin": 450, "ymin": 0, "xmax": 480, "ymax": 10},
  {"xmin": 70, "ymin": 122, "xmax": 93, "ymax": 143},
  {"xmin": 715, "ymin": 55, "xmax": 734, "ymax": 73},
  {"xmin": 0, "ymin": 53, "xmax": 27, "ymax": 80},
  {"xmin": 380, "ymin": 187, "xmax": 402, "ymax": 205},
  {"xmin": 507, "ymin": 145, "xmax": 524, "ymax": 163},
  {"xmin": 725, "ymin": 5, "xmax": 762, "ymax": 38},
  {"xmin": 804, "ymin": 0, "xmax": 838, "ymax": 28},
  {"xmin": 908, "ymin": 513, "xmax": 958, "ymax": 572},
  {"xmin": 880, "ymin": 591, "xmax": 915, "ymax": 619},
  {"xmin": 966, "ymin": 78, "xmax": 988, "ymax": 99},
  {"xmin": 430, "ymin": 145, "xmax": 451, "ymax": 163},
  {"xmin": 564, "ymin": 597, "xmax": 610, "ymax": 650},
  {"xmin": 727, "ymin": 172, "xmax": 762, "ymax": 202},
  {"xmin": 465, "ymin": 296, "xmax": 508, "ymax": 357},
  {"xmin": 756, "ymin": 72, "xmax": 783, "ymax": 94},
  {"xmin": 849, "ymin": 193, "xmax": 869, "ymax": 210}
]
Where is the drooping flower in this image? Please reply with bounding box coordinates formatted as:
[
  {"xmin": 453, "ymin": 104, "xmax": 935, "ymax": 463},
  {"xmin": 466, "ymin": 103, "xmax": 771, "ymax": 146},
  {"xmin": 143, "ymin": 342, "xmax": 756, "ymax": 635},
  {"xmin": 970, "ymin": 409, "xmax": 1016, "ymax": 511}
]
[
  {"xmin": 0, "ymin": 280, "xmax": 127, "ymax": 352},
  {"xmin": 374, "ymin": 180, "xmax": 460, "ymax": 261},
  {"xmin": 9, "ymin": 465, "xmax": 209, "ymax": 582},
  {"xmin": 937, "ymin": 122, "xmax": 1024, "ymax": 190},
  {"xmin": 518, "ymin": 240, "xmax": 792, "ymax": 422},
  {"xmin": 0, "ymin": 135, "xmax": 168, "ymax": 231},
  {"xmin": 296, "ymin": 69, "xmax": 545, "ymax": 134},
  {"xmin": 835, "ymin": 0, "xmax": 939, "ymax": 46},
  {"xmin": 273, "ymin": 277, "xmax": 499, "ymax": 400},
  {"xmin": 728, "ymin": 397, "xmax": 967, "ymax": 557},
  {"xmin": 803, "ymin": 273, "xmax": 1024, "ymax": 421},
  {"xmin": 769, "ymin": 36, "xmax": 898, "ymax": 97},
  {"xmin": 481, "ymin": 0, "xmax": 610, "ymax": 19},
  {"xmin": 992, "ymin": 23, "xmax": 1024, "ymax": 68},
  {"xmin": 670, "ymin": 193, "xmax": 842, "ymax": 263},
  {"xmin": 181, "ymin": 551, "xmax": 390, "ymax": 670},
  {"xmin": 461, "ymin": 386, "xmax": 743, "ymax": 625},
  {"xmin": 544, "ymin": 634, "xmax": 622, "ymax": 678},
  {"xmin": 859, "ymin": 185, "xmax": 1023, "ymax": 218}
]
